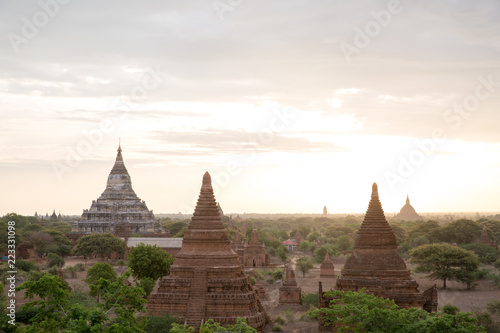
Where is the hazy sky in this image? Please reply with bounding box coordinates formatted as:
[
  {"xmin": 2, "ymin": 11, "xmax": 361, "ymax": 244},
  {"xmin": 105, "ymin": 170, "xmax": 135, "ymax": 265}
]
[{"xmin": 1, "ymin": 0, "xmax": 500, "ymax": 216}]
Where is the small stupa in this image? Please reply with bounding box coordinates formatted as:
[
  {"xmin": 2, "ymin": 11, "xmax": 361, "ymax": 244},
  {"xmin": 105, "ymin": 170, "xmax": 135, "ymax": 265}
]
[
  {"xmin": 242, "ymin": 227, "xmax": 270, "ymax": 267},
  {"xmin": 320, "ymin": 252, "xmax": 335, "ymax": 278},
  {"xmin": 278, "ymin": 264, "xmax": 301, "ymax": 306},
  {"xmin": 148, "ymin": 172, "xmax": 268, "ymax": 332},
  {"xmin": 394, "ymin": 195, "xmax": 422, "ymax": 220}
]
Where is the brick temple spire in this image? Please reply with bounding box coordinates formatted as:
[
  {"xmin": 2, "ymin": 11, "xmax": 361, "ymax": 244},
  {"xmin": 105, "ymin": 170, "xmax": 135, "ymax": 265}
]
[
  {"xmin": 148, "ymin": 172, "xmax": 269, "ymax": 332},
  {"xmin": 335, "ymin": 182, "xmax": 434, "ymax": 310}
]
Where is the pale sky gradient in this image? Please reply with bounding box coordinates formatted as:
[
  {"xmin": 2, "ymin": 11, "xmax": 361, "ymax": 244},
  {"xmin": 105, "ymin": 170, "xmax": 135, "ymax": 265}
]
[{"xmin": 1, "ymin": 1, "xmax": 500, "ymax": 216}]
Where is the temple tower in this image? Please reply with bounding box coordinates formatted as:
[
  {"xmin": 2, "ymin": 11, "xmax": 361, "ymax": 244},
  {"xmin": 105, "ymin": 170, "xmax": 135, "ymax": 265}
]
[
  {"xmin": 70, "ymin": 144, "xmax": 164, "ymax": 236},
  {"xmin": 294, "ymin": 228, "xmax": 304, "ymax": 244},
  {"xmin": 148, "ymin": 172, "xmax": 268, "ymax": 332},
  {"xmin": 335, "ymin": 183, "xmax": 429, "ymax": 309}
]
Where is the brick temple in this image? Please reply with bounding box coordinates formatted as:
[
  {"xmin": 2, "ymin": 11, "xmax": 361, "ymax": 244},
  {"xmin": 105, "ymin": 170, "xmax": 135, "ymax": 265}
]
[
  {"xmin": 70, "ymin": 144, "xmax": 165, "ymax": 238},
  {"xmin": 148, "ymin": 172, "xmax": 268, "ymax": 332},
  {"xmin": 329, "ymin": 183, "xmax": 436, "ymax": 310}
]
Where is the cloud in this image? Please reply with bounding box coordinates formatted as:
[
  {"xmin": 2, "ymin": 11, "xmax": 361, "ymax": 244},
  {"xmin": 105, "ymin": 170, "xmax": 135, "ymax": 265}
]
[{"xmin": 147, "ymin": 128, "xmax": 345, "ymax": 155}]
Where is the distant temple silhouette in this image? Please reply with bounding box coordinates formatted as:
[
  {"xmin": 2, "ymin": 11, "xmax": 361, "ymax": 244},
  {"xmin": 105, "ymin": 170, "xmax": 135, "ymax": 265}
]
[{"xmin": 394, "ymin": 195, "xmax": 422, "ymax": 220}]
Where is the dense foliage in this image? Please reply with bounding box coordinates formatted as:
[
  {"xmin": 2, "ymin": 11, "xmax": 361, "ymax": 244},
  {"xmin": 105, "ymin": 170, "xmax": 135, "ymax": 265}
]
[{"xmin": 316, "ymin": 290, "xmax": 485, "ymax": 332}]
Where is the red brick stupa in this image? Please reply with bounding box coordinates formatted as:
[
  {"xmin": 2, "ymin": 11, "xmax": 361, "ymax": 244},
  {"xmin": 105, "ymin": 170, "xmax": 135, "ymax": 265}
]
[
  {"xmin": 320, "ymin": 252, "xmax": 335, "ymax": 278},
  {"xmin": 148, "ymin": 172, "xmax": 268, "ymax": 332},
  {"xmin": 243, "ymin": 227, "xmax": 270, "ymax": 267},
  {"xmin": 334, "ymin": 183, "xmax": 434, "ymax": 309}
]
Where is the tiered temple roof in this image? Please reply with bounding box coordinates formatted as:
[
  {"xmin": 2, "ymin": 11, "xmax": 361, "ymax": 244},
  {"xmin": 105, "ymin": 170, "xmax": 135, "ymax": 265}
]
[
  {"xmin": 335, "ymin": 183, "xmax": 434, "ymax": 310},
  {"xmin": 70, "ymin": 145, "xmax": 164, "ymax": 236},
  {"xmin": 148, "ymin": 172, "xmax": 268, "ymax": 332},
  {"xmin": 394, "ymin": 195, "xmax": 422, "ymax": 220},
  {"xmin": 242, "ymin": 227, "xmax": 270, "ymax": 267}
]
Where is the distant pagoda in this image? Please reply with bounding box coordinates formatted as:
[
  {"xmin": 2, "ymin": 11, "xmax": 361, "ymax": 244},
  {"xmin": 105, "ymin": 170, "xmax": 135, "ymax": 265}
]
[
  {"xmin": 479, "ymin": 225, "xmax": 497, "ymax": 248},
  {"xmin": 148, "ymin": 172, "xmax": 268, "ymax": 332},
  {"xmin": 70, "ymin": 144, "xmax": 164, "ymax": 237},
  {"xmin": 293, "ymin": 228, "xmax": 304, "ymax": 244},
  {"xmin": 394, "ymin": 195, "xmax": 422, "ymax": 220},
  {"xmin": 242, "ymin": 227, "xmax": 270, "ymax": 267},
  {"xmin": 333, "ymin": 183, "xmax": 436, "ymax": 310}
]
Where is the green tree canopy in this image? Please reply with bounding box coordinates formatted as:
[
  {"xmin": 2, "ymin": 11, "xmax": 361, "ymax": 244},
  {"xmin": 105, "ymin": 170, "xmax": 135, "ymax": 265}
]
[
  {"xmin": 335, "ymin": 235, "xmax": 354, "ymax": 252},
  {"xmin": 317, "ymin": 289, "xmax": 485, "ymax": 332},
  {"xmin": 295, "ymin": 257, "xmax": 314, "ymax": 277},
  {"xmin": 17, "ymin": 271, "xmax": 148, "ymax": 332},
  {"xmin": 127, "ymin": 243, "xmax": 174, "ymax": 281},
  {"xmin": 410, "ymin": 243, "xmax": 480, "ymax": 289},
  {"xmin": 0, "ymin": 213, "xmax": 29, "ymax": 229},
  {"xmin": 434, "ymin": 219, "xmax": 482, "ymax": 245},
  {"xmin": 461, "ymin": 243, "xmax": 498, "ymax": 264},
  {"xmin": 85, "ymin": 262, "xmax": 117, "ymax": 285},
  {"xmin": 72, "ymin": 233, "xmax": 126, "ymax": 260}
]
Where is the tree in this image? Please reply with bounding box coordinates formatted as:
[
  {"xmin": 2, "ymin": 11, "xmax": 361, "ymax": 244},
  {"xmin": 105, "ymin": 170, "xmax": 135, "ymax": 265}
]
[
  {"xmin": 295, "ymin": 257, "xmax": 314, "ymax": 277},
  {"xmin": 313, "ymin": 246, "xmax": 335, "ymax": 263},
  {"xmin": 16, "ymin": 273, "xmax": 106, "ymax": 332},
  {"xmin": 47, "ymin": 253, "xmax": 65, "ymax": 268},
  {"xmin": 389, "ymin": 223, "xmax": 407, "ymax": 245},
  {"xmin": 145, "ymin": 313, "xmax": 180, "ymax": 333},
  {"xmin": 316, "ymin": 289, "xmax": 485, "ymax": 332},
  {"xmin": 275, "ymin": 246, "xmax": 288, "ymax": 263},
  {"xmin": 200, "ymin": 318, "xmax": 257, "ymax": 333},
  {"xmin": 410, "ymin": 243, "xmax": 480, "ymax": 289},
  {"xmin": 89, "ymin": 270, "xmax": 148, "ymax": 332},
  {"xmin": 24, "ymin": 231, "xmax": 54, "ymax": 257},
  {"xmin": 162, "ymin": 220, "xmax": 189, "ymax": 236},
  {"xmin": 461, "ymin": 243, "xmax": 498, "ymax": 264},
  {"xmin": 434, "ymin": 219, "xmax": 482, "ymax": 245},
  {"xmin": 335, "ymin": 235, "xmax": 353, "ymax": 252},
  {"xmin": 298, "ymin": 240, "xmax": 312, "ymax": 253},
  {"xmin": 0, "ymin": 213, "xmax": 29, "ymax": 229},
  {"xmin": 307, "ymin": 231, "xmax": 319, "ymax": 243},
  {"xmin": 128, "ymin": 243, "xmax": 174, "ymax": 282},
  {"xmin": 17, "ymin": 271, "xmax": 148, "ymax": 332},
  {"xmin": 85, "ymin": 262, "xmax": 117, "ymax": 302},
  {"xmin": 72, "ymin": 233, "xmax": 126, "ymax": 261}
]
